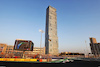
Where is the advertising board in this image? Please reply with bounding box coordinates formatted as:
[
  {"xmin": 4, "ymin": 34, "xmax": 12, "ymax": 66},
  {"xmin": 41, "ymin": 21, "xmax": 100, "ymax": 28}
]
[{"xmin": 14, "ymin": 39, "xmax": 34, "ymax": 51}]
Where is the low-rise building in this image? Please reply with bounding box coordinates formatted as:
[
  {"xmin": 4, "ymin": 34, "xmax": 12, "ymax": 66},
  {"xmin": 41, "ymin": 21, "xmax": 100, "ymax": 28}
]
[
  {"xmin": 6, "ymin": 45, "xmax": 13, "ymax": 54},
  {"xmin": 59, "ymin": 52, "xmax": 84, "ymax": 57},
  {"xmin": 0, "ymin": 43, "xmax": 45, "ymax": 58},
  {"xmin": 0, "ymin": 43, "xmax": 7, "ymax": 54},
  {"xmin": 25, "ymin": 47, "xmax": 45, "ymax": 55}
]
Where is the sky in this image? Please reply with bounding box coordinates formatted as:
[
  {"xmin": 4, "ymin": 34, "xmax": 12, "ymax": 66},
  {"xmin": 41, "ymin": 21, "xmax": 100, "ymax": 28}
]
[{"xmin": 0, "ymin": 0, "xmax": 100, "ymax": 54}]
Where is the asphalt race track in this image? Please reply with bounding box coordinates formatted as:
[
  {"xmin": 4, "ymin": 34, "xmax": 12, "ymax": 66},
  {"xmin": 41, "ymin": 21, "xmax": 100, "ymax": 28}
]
[{"xmin": 0, "ymin": 60, "xmax": 100, "ymax": 67}]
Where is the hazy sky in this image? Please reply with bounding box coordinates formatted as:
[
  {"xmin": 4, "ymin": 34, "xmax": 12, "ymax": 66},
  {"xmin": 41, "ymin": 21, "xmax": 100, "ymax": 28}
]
[{"xmin": 0, "ymin": 0, "xmax": 100, "ymax": 54}]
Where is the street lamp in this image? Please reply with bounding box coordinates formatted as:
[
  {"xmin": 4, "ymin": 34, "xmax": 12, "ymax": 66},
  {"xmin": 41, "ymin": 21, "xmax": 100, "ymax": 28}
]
[
  {"xmin": 85, "ymin": 40, "xmax": 89, "ymax": 58},
  {"xmin": 39, "ymin": 29, "xmax": 44, "ymax": 58}
]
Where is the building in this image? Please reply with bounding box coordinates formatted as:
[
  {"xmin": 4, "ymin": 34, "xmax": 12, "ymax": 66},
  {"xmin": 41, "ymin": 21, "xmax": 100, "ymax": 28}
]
[
  {"xmin": 45, "ymin": 6, "xmax": 58, "ymax": 55},
  {"xmin": 5, "ymin": 44, "xmax": 45, "ymax": 56},
  {"xmin": 90, "ymin": 37, "xmax": 100, "ymax": 56},
  {"xmin": 0, "ymin": 43, "xmax": 7, "ymax": 54},
  {"xmin": 90, "ymin": 37, "xmax": 97, "ymax": 43},
  {"xmin": 25, "ymin": 47, "xmax": 45, "ymax": 55},
  {"xmin": 5, "ymin": 45, "xmax": 23, "ymax": 57},
  {"xmin": 32, "ymin": 47, "xmax": 45, "ymax": 55},
  {"xmin": 0, "ymin": 42, "xmax": 45, "ymax": 58},
  {"xmin": 0, "ymin": 43, "xmax": 7, "ymax": 58},
  {"xmin": 6, "ymin": 45, "xmax": 13, "ymax": 54},
  {"xmin": 59, "ymin": 52, "xmax": 85, "ymax": 57},
  {"xmin": 6, "ymin": 45, "xmax": 45, "ymax": 55}
]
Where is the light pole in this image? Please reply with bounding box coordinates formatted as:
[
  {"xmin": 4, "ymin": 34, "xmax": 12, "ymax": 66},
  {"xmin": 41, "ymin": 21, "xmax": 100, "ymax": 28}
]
[
  {"xmin": 39, "ymin": 29, "xmax": 44, "ymax": 59},
  {"xmin": 85, "ymin": 40, "xmax": 89, "ymax": 58}
]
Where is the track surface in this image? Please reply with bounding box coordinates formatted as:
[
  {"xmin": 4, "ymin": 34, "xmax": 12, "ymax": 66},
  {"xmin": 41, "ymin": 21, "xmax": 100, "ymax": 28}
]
[{"xmin": 0, "ymin": 60, "xmax": 100, "ymax": 67}]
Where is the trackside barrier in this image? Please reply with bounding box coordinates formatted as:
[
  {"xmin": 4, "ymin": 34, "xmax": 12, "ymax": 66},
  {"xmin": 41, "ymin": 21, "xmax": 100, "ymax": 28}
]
[
  {"xmin": 9, "ymin": 58, "xmax": 14, "ymax": 61},
  {"xmin": 3, "ymin": 58, "xmax": 7, "ymax": 61},
  {"xmin": 15, "ymin": 59, "xmax": 21, "ymax": 61},
  {"xmin": 30, "ymin": 59, "xmax": 37, "ymax": 61},
  {"xmin": 52, "ymin": 59, "xmax": 59, "ymax": 61},
  {"xmin": 20, "ymin": 59, "xmax": 24, "ymax": 61},
  {"xmin": 24, "ymin": 59, "xmax": 30, "ymax": 61},
  {"xmin": 39, "ymin": 59, "xmax": 42, "ymax": 62},
  {"xmin": 0, "ymin": 58, "xmax": 37, "ymax": 62},
  {"xmin": 0, "ymin": 58, "xmax": 4, "ymax": 61},
  {"xmin": 7, "ymin": 58, "xmax": 10, "ymax": 61},
  {"xmin": 42, "ymin": 59, "xmax": 47, "ymax": 62},
  {"xmin": 47, "ymin": 58, "xmax": 52, "ymax": 62}
]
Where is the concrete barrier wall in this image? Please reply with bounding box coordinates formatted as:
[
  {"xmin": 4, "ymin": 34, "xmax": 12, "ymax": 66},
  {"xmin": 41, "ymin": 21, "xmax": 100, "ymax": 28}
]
[
  {"xmin": 42, "ymin": 59, "xmax": 47, "ymax": 62},
  {"xmin": 0, "ymin": 58, "xmax": 62, "ymax": 62},
  {"xmin": 0, "ymin": 58, "xmax": 37, "ymax": 62},
  {"xmin": 52, "ymin": 59, "xmax": 59, "ymax": 61}
]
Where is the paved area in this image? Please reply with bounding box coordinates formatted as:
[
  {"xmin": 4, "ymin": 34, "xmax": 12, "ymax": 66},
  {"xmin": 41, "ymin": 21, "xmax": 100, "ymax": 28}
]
[{"xmin": 0, "ymin": 60, "xmax": 100, "ymax": 67}]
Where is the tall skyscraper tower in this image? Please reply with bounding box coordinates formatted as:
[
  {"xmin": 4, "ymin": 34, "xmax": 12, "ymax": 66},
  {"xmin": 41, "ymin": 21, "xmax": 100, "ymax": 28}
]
[
  {"xmin": 90, "ymin": 37, "xmax": 100, "ymax": 56},
  {"xmin": 45, "ymin": 6, "xmax": 58, "ymax": 55},
  {"xmin": 90, "ymin": 37, "xmax": 97, "ymax": 44}
]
